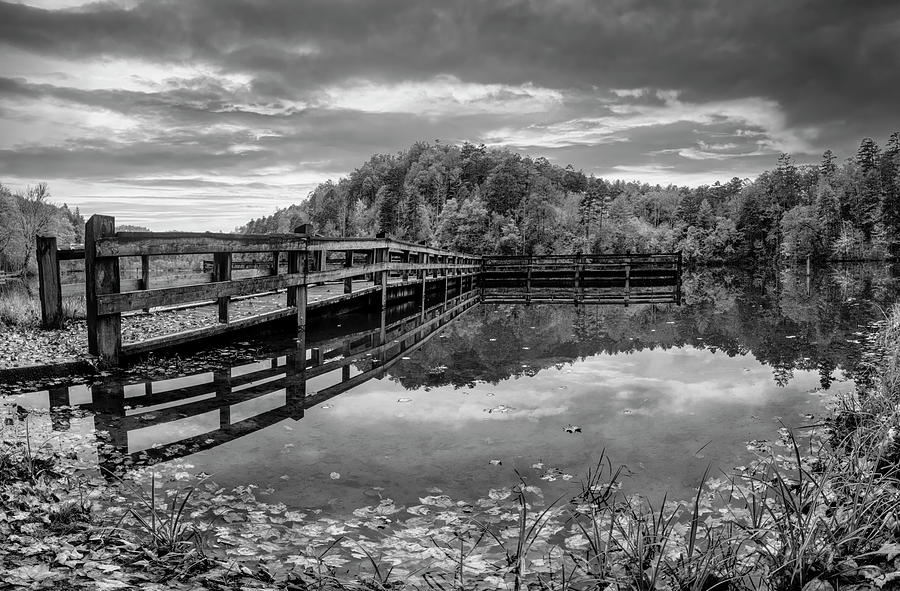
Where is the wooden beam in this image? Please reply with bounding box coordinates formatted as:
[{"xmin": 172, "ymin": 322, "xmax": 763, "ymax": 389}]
[
  {"xmin": 213, "ymin": 251, "xmax": 232, "ymax": 323},
  {"xmin": 343, "ymin": 250, "xmax": 353, "ymax": 294},
  {"xmin": 98, "ymin": 272, "xmax": 305, "ymax": 315},
  {"xmin": 36, "ymin": 236, "xmax": 63, "ymax": 329},
  {"xmin": 85, "ymin": 215, "xmax": 121, "ymax": 364},
  {"xmin": 96, "ymin": 232, "xmax": 310, "ymax": 257}
]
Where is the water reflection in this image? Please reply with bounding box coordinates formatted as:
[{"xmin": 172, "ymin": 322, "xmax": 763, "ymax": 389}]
[
  {"xmin": 4, "ymin": 264, "xmax": 897, "ymax": 507},
  {"xmin": 38, "ymin": 290, "xmax": 481, "ymax": 474}
]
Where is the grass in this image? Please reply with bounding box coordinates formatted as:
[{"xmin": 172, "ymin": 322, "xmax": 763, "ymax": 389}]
[{"xmin": 0, "ymin": 283, "xmax": 85, "ymax": 327}]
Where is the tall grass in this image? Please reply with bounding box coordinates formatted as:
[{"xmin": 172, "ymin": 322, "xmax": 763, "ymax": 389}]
[{"xmin": 0, "ymin": 282, "xmax": 84, "ymax": 327}]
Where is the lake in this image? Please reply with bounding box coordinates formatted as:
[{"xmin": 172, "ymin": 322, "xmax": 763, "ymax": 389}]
[{"xmin": 1, "ymin": 264, "xmax": 896, "ymax": 569}]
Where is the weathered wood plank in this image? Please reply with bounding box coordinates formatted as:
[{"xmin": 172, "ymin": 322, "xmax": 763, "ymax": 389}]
[
  {"xmin": 85, "ymin": 215, "xmax": 121, "ymax": 364},
  {"xmin": 214, "ymin": 252, "xmax": 232, "ymax": 323},
  {"xmin": 96, "ymin": 232, "xmax": 311, "ymax": 257},
  {"xmin": 37, "ymin": 236, "xmax": 63, "ymax": 329},
  {"xmin": 98, "ymin": 272, "xmax": 306, "ymax": 314}
]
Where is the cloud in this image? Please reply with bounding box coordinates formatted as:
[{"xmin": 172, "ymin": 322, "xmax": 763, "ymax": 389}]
[{"xmin": 0, "ymin": 0, "xmax": 898, "ymax": 229}]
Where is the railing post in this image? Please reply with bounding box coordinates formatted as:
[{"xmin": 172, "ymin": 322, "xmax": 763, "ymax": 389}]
[
  {"xmin": 85, "ymin": 214, "xmax": 121, "ymax": 364},
  {"xmin": 574, "ymin": 252, "xmax": 581, "ymax": 305},
  {"xmin": 420, "ymin": 253, "xmax": 428, "ymax": 319},
  {"xmin": 624, "ymin": 255, "xmax": 631, "ymax": 307},
  {"xmin": 443, "ymin": 256, "xmax": 449, "ymax": 305},
  {"xmin": 272, "ymin": 251, "xmax": 280, "ymax": 276},
  {"xmin": 213, "ymin": 252, "xmax": 232, "ymax": 323},
  {"xmin": 36, "ymin": 236, "xmax": 63, "ymax": 329},
  {"xmin": 141, "ymin": 254, "xmax": 151, "ymax": 312},
  {"xmin": 676, "ymin": 251, "xmax": 683, "ymax": 305},
  {"xmin": 374, "ymin": 246, "xmax": 388, "ymax": 309},
  {"xmin": 287, "ymin": 245, "xmax": 307, "ymax": 334},
  {"xmin": 344, "ymin": 250, "xmax": 353, "ymax": 294},
  {"xmin": 526, "ymin": 255, "xmax": 532, "ymax": 304},
  {"xmin": 402, "ymin": 251, "xmax": 411, "ymax": 282}
]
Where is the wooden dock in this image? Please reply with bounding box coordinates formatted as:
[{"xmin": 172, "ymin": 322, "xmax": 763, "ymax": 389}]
[
  {"xmin": 480, "ymin": 253, "xmax": 682, "ymax": 305},
  {"xmin": 36, "ymin": 215, "xmax": 480, "ymax": 365},
  {"xmin": 34, "ymin": 217, "xmax": 682, "ymax": 366}
]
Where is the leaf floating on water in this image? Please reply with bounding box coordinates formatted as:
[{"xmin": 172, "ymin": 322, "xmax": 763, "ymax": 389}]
[
  {"xmin": 486, "ymin": 392, "xmax": 495, "ymax": 397},
  {"xmin": 564, "ymin": 424, "xmax": 582, "ymax": 433},
  {"xmin": 397, "ymin": 397, "xmax": 413, "ymax": 403},
  {"xmin": 489, "ymin": 459, "xmax": 502, "ymax": 466},
  {"xmin": 321, "ymin": 404, "xmax": 333, "ymax": 409},
  {"xmin": 785, "ymin": 335, "xmax": 797, "ymax": 339},
  {"xmin": 532, "ymin": 461, "xmax": 544, "ymax": 469},
  {"xmin": 484, "ymin": 404, "xmax": 513, "ymax": 414},
  {"xmin": 561, "ymin": 474, "xmax": 574, "ymax": 480},
  {"xmin": 330, "ymin": 472, "xmax": 341, "ymax": 480},
  {"xmin": 622, "ymin": 409, "xmax": 633, "ymax": 415},
  {"xmin": 401, "ymin": 356, "xmax": 411, "ymax": 360},
  {"xmin": 489, "ymin": 338, "xmax": 497, "ymax": 341},
  {"xmin": 522, "ymin": 346, "xmax": 530, "ymax": 350}
]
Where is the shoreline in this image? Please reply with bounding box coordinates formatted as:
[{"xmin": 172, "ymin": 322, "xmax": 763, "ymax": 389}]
[{"xmin": 1, "ymin": 305, "xmax": 898, "ymax": 589}]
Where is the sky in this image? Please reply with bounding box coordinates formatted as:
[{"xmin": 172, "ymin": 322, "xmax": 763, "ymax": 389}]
[{"xmin": 1, "ymin": 0, "xmax": 899, "ymax": 231}]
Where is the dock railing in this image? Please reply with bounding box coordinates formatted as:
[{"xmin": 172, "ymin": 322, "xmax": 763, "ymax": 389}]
[{"xmin": 38, "ymin": 215, "xmax": 480, "ymax": 364}]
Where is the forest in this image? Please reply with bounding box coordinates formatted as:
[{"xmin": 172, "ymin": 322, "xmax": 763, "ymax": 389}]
[
  {"xmin": 2, "ymin": 133, "xmax": 898, "ymax": 272},
  {"xmin": 240, "ymin": 134, "xmax": 900, "ymax": 264}
]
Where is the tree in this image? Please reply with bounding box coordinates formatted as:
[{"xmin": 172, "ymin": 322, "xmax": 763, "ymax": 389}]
[
  {"xmin": 10, "ymin": 183, "xmax": 58, "ymax": 272},
  {"xmin": 819, "ymin": 149, "xmax": 837, "ymax": 180},
  {"xmin": 780, "ymin": 205, "xmax": 821, "ymax": 260}
]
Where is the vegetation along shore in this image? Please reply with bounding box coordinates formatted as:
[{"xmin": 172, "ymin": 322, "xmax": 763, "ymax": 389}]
[{"xmin": 1, "ymin": 301, "xmax": 898, "ymax": 590}]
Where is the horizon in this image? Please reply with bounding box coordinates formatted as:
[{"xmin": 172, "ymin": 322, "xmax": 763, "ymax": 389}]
[{"xmin": 1, "ymin": 0, "xmax": 898, "ymax": 231}]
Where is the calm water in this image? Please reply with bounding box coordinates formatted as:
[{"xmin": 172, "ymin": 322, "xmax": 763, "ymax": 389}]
[{"xmin": 3, "ymin": 265, "xmax": 897, "ymax": 516}]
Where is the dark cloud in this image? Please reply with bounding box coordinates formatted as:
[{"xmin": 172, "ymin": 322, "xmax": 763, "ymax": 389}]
[{"xmin": 1, "ymin": 0, "xmax": 898, "ymax": 228}]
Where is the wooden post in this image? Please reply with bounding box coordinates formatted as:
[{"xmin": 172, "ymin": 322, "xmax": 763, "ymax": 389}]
[
  {"xmin": 141, "ymin": 254, "xmax": 151, "ymax": 312},
  {"xmin": 215, "ymin": 368, "xmax": 231, "ymax": 429},
  {"xmin": 443, "ymin": 256, "xmax": 449, "ymax": 305},
  {"xmin": 402, "ymin": 251, "xmax": 411, "ymax": 281},
  {"xmin": 314, "ymin": 249, "xmax": 326, "ymax": 274},
  {"xmin": 624, "ymin": 256, "xmax": 631, "ymax": 307},
  {"xmin": 287, "ymin": 250, "xmax": 307, "ymax": 331},
  {"xmin": 420, "ymin": 256, "xmax": 427, "ymax": 320},
  {"xmin": 676, "ymin": 251, "xmax": 683, "ymax": 305},
  {"xmin": 374, "ymin": 247, "xmax": 388, "ymax": 309},
  {"xmin": 271, "ymin": 251, "xmax": 280, "ymax": 276},
  {"xmin": 574, "ymin": 252, "xmax": 581, "ymax": 305},
  {"xmin": 311, "ymin": 347, "xmax": 323, "ymax": 366},
  {"xmin": 526, "ymin": 255, "xmax": 532, "ymax": 304},
  {"xmin": 85, "ymin": 215, "xmax": 121, "ymax": 364},
  {"xmin": 344, "ymin": 250, "xmax": 353, "ymax": 294},
  {"xmin": 213, "ymin": 252, "xmax": 232, "ymax": 323},
  {"xmin": 36, "ymin": 236, "xmax": 62, "ymax": 329}
]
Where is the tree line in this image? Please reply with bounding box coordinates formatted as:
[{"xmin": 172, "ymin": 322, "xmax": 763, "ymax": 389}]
[
  {"xmin": 240, "ymin": 134, "xmax": 900, "ymax": 263},
  {"xmin": 0, "ymin": 182, "xmax": 84, "ymax": 273}
]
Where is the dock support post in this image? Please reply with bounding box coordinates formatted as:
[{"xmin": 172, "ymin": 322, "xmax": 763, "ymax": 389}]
[
  {"xmin": 287, "ymin": 250, "xmax": 307, "ymax": 335},
  {"xmin": 526, "ymin": 255, "xmax": 532, "ymax": 305},
  {"xmin": 624, "ymin": 256, "xmax": 631, "ymax": 307},
  {"xmin": 344, "ymin": 250, "xmax": 353, "ymax": 293},
  {"xmin": 574, "ymin": 252, "xmax": 581, "ymax": 305},
  {"xmin": 36, "ymin": 236, "xmax": 62, "ymax": 329},
  {"xmin": 141, "ymin": 254, "xmax": 151, "ymax": 312},
  {"xmin": 85, "ymin": 215, "xmax": 121, "ymax": 365},
  {"xmin": 215, "ymin": 368, "xmax": 232, "ymax": 428},
  {"xmin": 271, "ymin": 251, "xmax": 280, "ymax": 276},
  {"xmin": 402, "ymin": 251, "xmax": 411, "ymax": 281},
  {"xmin": 676, "ymin": 251, "xmax": 683, "ymax": 305},
  {"xmin": 214, "ymin": 252, "xmax": 232, "ymax": 323},
  {"xmin": 374, "ymin": 247, "xmax": 388, "ymax": 309}
]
